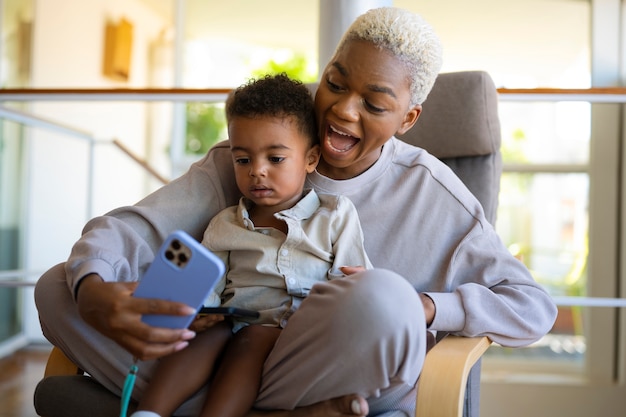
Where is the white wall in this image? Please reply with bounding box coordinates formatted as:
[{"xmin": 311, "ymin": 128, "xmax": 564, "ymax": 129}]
[{"xmin": 23, "ymin": 0, "xmax": 171, "ymax": 341}]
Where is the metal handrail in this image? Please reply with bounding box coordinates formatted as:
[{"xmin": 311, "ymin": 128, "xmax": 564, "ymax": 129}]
[
  {"xmin": 0, "ymin": 88, "xmax": 230, "ymax": 102},
  {"xmin": 498, "ymin": 87, "xmax": 626, "ymax": 102},
  {"xmin": 1, "ymin": 105, "xmax": 98, "ymax": 219},
  {"xmin": 3, "ymin": 86, "xmax": 626, "ymax": 102},
  {"xmin": 0, "ymin": 105, "xmax": 169, "ymax": 186},
  {"xmin": 0, "ymin": 106, "xmax": 94, "ymax": 139},
  {"xmin": 0, "ymin": 105, "xmax": 171, "ymax": 286},
  {"xmin": 552, "ymin": 296, "xmax": 626, "ymax": 308}
]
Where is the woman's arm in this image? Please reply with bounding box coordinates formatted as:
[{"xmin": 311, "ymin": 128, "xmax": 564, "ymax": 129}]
[{"xmin": 67, "ymin": 144, "xmax": 239, "ymax": 359}]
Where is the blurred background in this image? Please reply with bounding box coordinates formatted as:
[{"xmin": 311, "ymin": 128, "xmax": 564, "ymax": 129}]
[{"xmin": 0, "ymin": 0, "xmax": 624, "ymax": 415}]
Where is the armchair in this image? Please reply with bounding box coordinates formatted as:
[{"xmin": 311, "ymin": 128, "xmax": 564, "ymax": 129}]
[{"xmin": 34, "ymin": 71, "xmax": 499, "ymax": 417}]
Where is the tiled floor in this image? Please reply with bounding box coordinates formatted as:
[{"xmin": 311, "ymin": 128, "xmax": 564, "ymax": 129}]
[{"xmin": 0, "ymin": 344, "xmax": 51, "ymax": 417}]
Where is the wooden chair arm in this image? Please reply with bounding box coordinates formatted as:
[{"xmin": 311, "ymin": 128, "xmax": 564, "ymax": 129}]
[
  {"xmin": 415, "ymin": 335, "xmax": 491, "ymax": 417},
  {"xmin": 44, "ymin": 346, "xmax": 81, "ymax": 377}
]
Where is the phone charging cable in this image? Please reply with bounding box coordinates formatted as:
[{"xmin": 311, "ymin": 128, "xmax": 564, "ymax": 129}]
[{"xmin": 120, "ymin": 358, "xmax": 139, "ymax": 417}]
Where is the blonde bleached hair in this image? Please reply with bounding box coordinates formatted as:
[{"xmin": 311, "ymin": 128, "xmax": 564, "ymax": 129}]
[{"xmin": 335, "ymin": 7, "xmax": 443, "ymax": 106}]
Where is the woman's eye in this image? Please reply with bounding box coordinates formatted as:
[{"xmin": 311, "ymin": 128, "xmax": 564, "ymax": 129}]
[
  {"xmin": 326, "ymin": 79, "xmax": 342, "ymax": 92},
  {"xmin": 364, "ymin": 101, "xmax": 385, "ymax": 113}
]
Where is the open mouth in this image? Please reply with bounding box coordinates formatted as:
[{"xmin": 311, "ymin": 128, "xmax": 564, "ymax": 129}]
[{"xmin": 326, "ymin": 125, "xmax": 359, "ymax": 153}]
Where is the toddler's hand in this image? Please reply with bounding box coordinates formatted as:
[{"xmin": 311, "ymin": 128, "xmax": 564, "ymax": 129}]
[{"xmin": 189, "ymin": 313, "xmax": 224, "ymax": 332}]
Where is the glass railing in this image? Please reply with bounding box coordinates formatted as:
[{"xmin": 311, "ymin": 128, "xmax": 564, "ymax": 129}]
[
  {"xmin": 0, "ymin": 87, "xmax": 624, "ymax": 383},
  {"xmin": 487, "ymin": 88, "xmax": 625, "ymax": 384}
]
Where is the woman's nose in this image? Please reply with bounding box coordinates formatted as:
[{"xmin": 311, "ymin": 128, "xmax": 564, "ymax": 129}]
[{"xmin": 332, "ymin": 95, "xmax": 359, "ymax": 122}]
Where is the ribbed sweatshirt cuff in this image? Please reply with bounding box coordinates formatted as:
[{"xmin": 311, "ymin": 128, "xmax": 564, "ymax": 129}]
[
  {"xmin": 424, "ymin": 291, "xmax": 465, "ymax": 332},
  {"xmin": 70, "ymin": 259, "xmax": 116, "ymax": 297}
]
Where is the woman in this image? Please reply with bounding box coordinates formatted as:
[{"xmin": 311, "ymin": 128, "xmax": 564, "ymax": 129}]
[{"xmin": 35, "ymin": 7, "xmax": 557, "ymax": 417}]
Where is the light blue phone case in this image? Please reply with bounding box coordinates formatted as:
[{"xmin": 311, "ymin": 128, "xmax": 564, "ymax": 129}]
[{"xmin": 133, "ymin": 230, "xmax": 225, "ymax": 329}]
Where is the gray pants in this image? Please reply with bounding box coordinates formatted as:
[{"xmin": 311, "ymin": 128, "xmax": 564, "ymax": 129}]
[{"xmin": 35, "ymin": 264, "xmax": 425, "ymax": 416}]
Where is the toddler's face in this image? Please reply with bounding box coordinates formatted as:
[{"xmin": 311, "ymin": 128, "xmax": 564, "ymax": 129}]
[{"xmin": 229, "ymin": 115, "xmax": 319, "ymax": 212}]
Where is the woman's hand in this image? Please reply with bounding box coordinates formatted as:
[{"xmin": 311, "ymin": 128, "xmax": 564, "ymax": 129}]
[
  {"xmin": 189, "ymin": 313, "xmax": 225, "ymax": 332},
  {"xmin": 338, "ymin": 266, "xmax": 366, "ymax": 276},
  {"xmin": 246, "ymin": 394, "xmax": 368, "ymax": 417},
  {"xmin": 76, "ymin": 274, "xmax": 197, "ymax": 361}
]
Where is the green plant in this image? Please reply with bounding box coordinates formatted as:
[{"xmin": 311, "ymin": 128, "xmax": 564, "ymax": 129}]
[
  {"xmin": 185, "ymin": 51, "xmax": 317, "ymax": 155},
  {"xmin": 250, "ymin": 51, "xmax": 317, "ymax": 83},
  {"xmin": 185, "ymin": 102, "xmax": 227, "ymax": 155}
]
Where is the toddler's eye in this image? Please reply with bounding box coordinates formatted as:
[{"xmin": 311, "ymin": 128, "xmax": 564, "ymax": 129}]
[
  {"xmin": 269, "ymin": 156, "xmax": 285, "ymax": 163},
  {"xmin": 235, "ymin": 157, "xmax": 250, "ymax": 165}
]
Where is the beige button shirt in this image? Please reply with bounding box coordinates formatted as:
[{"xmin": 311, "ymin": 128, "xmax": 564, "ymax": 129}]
[{"xmin": 202, "ymin": 189, "xmax": 372, "ymax": 330}]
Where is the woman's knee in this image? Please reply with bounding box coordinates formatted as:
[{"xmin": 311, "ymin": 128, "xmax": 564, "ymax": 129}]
[
  {"xmin": 331, "ymin": 269, "xmax": 424, "ymax": 327},
  {"xmin": 34, "ymin": 263, "xmax": 69, "ymax": 318}
]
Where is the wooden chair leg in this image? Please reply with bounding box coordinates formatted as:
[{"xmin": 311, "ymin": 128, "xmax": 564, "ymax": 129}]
[{"xmin": 44, "ymin": 346, "xmax": 81, "ymax": 377}]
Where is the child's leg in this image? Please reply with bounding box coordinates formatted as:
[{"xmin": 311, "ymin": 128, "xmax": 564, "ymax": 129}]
[
  {"xmin": 134, "ymin": 321, "xmax": 232, "ymax": 417},
  {"xmin": 199, "ymin": 325, "xmax": 281, "ymax": 417}
]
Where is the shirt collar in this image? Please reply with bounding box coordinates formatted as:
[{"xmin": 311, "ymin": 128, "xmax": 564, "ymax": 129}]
[{"xmin": 235, "ymin": 188, "xmax": 321, "ymax": 230}]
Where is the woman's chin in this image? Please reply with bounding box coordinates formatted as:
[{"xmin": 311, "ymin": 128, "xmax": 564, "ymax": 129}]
[
  {"xmin": 322, "ymin": 141, "xmax": 357, "ymax": 163},
  {"xmin": 321, "ymin": 152, "xmax": 353, "ymax": 172}
]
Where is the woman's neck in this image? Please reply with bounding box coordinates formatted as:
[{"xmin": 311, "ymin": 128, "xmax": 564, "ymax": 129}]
[{"xmin": 316, "ymin": 147, "xmax": 383, "ymax": 180}]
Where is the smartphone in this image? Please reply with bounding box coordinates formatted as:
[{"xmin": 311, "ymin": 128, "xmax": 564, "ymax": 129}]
[
  {"xmin": 198, "ymin": 306, "xmax": 260, "ymax": 319},
  {"xmin": 133, "ymin": 230, "xmax": 225, "ymax": 329}
]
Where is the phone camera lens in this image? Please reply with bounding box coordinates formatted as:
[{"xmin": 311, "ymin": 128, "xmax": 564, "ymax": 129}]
[
  {"xmin": 165, "ymin": 250, "xmax": 175, "ymax": 260},
  {"xmin": 171, "ymin": 239, "xmax": 181, "ymax": 250},
  {"xmin": 177, "ymin": 253, "xmax": 188, "ymax": 264}
]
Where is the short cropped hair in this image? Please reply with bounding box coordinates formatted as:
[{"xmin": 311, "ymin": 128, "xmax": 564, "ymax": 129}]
[
  {"xmin": 335, "ymin": 7, "xmax": 443, "ymax": 106},
  {"xmin": 226, "ymin": 73, "xmax": 318, "ymax": 148}
]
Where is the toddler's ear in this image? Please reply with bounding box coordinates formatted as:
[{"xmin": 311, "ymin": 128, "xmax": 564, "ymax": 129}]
[{"xmin": 306, "ymin": 144, "xmax": 321, "ymax": 172}]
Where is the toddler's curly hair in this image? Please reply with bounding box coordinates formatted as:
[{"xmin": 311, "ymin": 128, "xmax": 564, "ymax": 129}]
[{"xmin": 226, "ymin": 73, "xmax": 318, "ymax": 148}]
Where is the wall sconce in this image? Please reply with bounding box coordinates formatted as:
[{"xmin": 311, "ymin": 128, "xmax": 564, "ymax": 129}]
[{"xmin": 103, "ymin": 18, "xmax": 133, "ymax": 81}]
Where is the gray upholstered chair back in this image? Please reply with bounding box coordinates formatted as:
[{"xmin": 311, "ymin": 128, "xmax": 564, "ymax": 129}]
[
  {"xmin": 401, "ymin": 71, "xmax": 501, "ymax": 417},
  {"xmin": 398, "ymin": 70, "xmax": 502, "ymax": 224}
]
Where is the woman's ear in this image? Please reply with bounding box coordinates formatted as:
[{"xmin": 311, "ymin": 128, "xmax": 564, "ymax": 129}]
[
  {"xmin": 306, "ymin": 144, "xmax": 321, "ymax": 173},
  {"xmin": 396, "ymin": 105, "xmax": 422, "ymax": 136}
]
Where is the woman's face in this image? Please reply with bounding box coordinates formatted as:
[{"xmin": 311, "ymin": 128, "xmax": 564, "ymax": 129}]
[{"xmin": 315, "ymin": 39, "xmax": 421, "ymax": 180}]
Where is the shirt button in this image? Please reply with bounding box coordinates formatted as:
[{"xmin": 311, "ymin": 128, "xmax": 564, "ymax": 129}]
[
  {"xmin": 281, "ymin": 249, "xmax": 289, "ymax": 256},
  {"xmin": 288, "ymin": 278, "xmax": 296, "ymax": 285},
  {"xmin": 280, "ymin": 319, "xmax": 288, "ymax": 328}
]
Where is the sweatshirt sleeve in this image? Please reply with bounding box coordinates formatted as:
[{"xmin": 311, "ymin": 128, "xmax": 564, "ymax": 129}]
[
  {"xmin": 425, "ymin": 225, "xmax": 558, "ymax": 347},
  {"xmin": 65, "ymin": 143, "xmax": 239, "ymax": 297}
]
